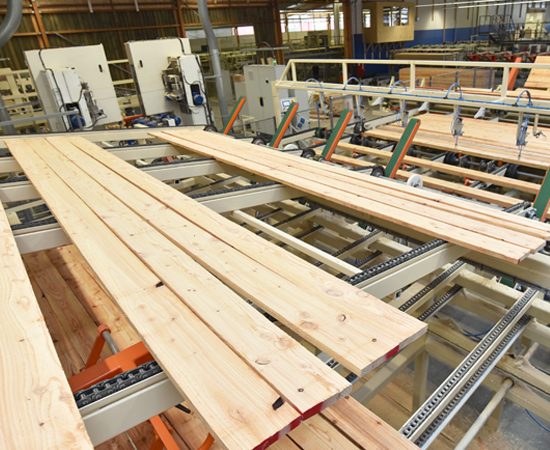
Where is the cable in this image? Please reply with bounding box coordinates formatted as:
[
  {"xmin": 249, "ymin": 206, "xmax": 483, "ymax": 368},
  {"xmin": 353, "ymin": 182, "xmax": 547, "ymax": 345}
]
[
  {"xmin": 514, "ymin": 90, "xmax": 532, "ymax": 153},
  {"xmin": 463, "ymin": 324, "xmax": 494, "ymax": 342},
  {"xmin": 256, "ymin": 41, "xmax": 275, "ymax": 64},
  {"xmin": 305, "ymin": 78, "xmax": 323, "ymax": 89},
  {"xmin": 525, "ymin": 409, "xmax": 550, "ymax": 433},
  {"xmin": 343, "ymin": 77, "xmax": 362, "ymax": 91},
  {"xmin": 39, "ymin": 49, "xmax": 70, "ymax": 131},
  {"xmin": 192, "ymin": 53, "xmax": 214, "ymax": 126}
]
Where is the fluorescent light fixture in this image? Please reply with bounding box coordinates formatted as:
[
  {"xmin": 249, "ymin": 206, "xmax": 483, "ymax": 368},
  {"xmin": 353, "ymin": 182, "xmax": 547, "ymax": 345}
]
[
  {"xmin": 459, "ymin": 0, "xmax": 543, "ymax": 8},
  {"xmin": 417, "ymin": 0, "xmax": 507, "ymax": 8}
]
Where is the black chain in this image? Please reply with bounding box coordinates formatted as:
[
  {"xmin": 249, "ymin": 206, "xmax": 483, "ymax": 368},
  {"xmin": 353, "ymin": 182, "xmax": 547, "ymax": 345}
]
[
  {"xmin": 346, "ymin": 239, "xmax": 447, "ymax": 286},
  {"xmin": 73, "ymin": 361, "xmax": 163, "ymax": 409},
  {"xmin": 188, "ymin": 181, "xmax": 280, "ymax": 200}
]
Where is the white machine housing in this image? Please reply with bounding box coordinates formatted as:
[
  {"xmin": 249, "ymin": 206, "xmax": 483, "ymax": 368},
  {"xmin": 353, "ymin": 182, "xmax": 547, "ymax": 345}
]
[
  {"xmin": 243, "ymin": 64, "xmax": 309, "ymax": 135},
  {"xmin": 124, "ymin": 38, "xmax": 209, "ymax": 126},
  {"xmin": 25, "ymin": 45, "xmax": 121, "ymax": 132}
]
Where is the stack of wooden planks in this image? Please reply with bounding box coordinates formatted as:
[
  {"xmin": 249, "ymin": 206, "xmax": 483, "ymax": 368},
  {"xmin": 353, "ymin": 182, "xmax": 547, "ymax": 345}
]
[
  {"xmin": 524, "ymin": 55, "xmax": 550, "ymax": 90},
  {"xmin": 6, "ymin": 136, "xmax": 427, "ymax": 450},
  {"xmin": 398, "ymin": 67, "xmax": 494, "ymax": 89},
  {"xmin": 0, "ymin": 204, "xmax": 93, "ymax": 449},
  {"xmin": 318, "ymin": 149, "xmax": 549, "ymax": 215},
  {"xmin": 365, "ymin": 113, "xmax": 550, "ymax": 169},
  {"xmin": 23, "ymin": 244, "xmax": 420, "ymax": 450},
  {"xmin": 152, "ymin": 129, "xmax": 550, "ymax": 264},
  {"xmin": 337, "ymin": 141, "xmax": 542, "ymax": 195}
]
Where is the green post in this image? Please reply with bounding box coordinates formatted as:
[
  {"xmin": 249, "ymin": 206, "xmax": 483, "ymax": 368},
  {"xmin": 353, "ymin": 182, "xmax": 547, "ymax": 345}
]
[{"xmin": 385, "ymin": 118, "xmax": 421, "ymax": 178}]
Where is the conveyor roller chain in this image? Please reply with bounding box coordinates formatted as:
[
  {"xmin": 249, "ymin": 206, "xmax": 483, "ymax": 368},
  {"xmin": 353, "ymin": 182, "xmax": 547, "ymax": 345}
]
[
  {"xmin": 345, "ymin": 239, "xmax": 447, "ymax": 286},
  {"xmin": 73, "ymin": 361, "xmax": 163, "ymax": 409}
]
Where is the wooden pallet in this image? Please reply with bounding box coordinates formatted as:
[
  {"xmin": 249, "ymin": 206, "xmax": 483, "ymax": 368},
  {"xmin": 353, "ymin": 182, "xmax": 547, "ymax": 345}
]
[
  {"xmin": 6, "ymin": 136, "xmax": 427, "ymax": 450},
  {"xmin": 152, "ymin": 129, "xmax": 550, "ymax": 264},
  {"xmin": 365, "ymin": 113, "xmax": 550, "ymax": 169}
]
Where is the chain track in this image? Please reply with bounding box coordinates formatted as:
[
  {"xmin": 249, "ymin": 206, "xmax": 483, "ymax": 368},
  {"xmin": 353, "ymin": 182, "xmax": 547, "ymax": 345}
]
[
  {"xmin": 399, "ymin": 261, "xmax": 465, "ymax": 313},
  {"xmin": 314, "ymin": 230, "xmax": 381, "ymax": 267},
  {"xmin": 346, "ymin": 239, "xmax": 447, "ymax": 286},
  {"xmin": 414, "ymin": 314, "xmax": 530, "ymax": 448},
  {"xmin": 73, "ymin": 361, "xmax": 163, "ymax": 409},
  {"xmin": 400, "ymin": 288, "xmax": 536, "ymax": 442}
]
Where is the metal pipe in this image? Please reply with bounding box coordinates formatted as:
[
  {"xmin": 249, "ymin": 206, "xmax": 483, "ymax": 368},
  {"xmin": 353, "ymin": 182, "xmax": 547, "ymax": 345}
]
[
  {"xmin": 0, "ymin": 0, "xmax": 23, "ymax": 136},
  {"xmin": 197, "ymin": 0, "xmax": 228, "ymax": 123},
  {"xmin": 333, "ymin": 1, "xmax": 340, "ymax": 46},
  {"xmin": 454, "ymin": 378, "xmax": 514, "ymax": 450}
]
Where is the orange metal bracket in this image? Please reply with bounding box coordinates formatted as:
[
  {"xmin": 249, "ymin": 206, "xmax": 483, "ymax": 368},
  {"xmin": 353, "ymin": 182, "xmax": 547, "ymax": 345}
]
[{"xmin": 507, "ymin": 57, "xmax": 522, "ymax": 91}]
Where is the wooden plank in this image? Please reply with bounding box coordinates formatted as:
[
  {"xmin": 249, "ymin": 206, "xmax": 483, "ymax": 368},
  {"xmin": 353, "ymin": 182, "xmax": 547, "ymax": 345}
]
[
  {"xmin": 33, "ymin": 136, "xmax": 351, "ymax": 415},
  {"xmin": 67, "ymin": 135, "xmax": 428, "ymax": 374},
  {"xmin": 27, "ymin": 266, "xmax": 84, "ymax": 377},
  {"xmin": 525, "ymin": 55, "xmax": 550, "ymax": 90},
  {"xmin": 339, "ymin": 141, "xmax": 541, "ymax": 195},
  {"xmin": 333, "ymin": 146, "xmax": 550, "ymax": 235},
  {"xmin": 23, "ymin": 251, "xmax": 111, "ymax": 365},
  {"xmin": 366, "ymin": 126, "xmax": 550, "ymax": 170},
  {"xmin": 0, "ymin": 202, "xmax": 93, "ymax": 449},
  {"xmin": 194, "ymin": 131, "xmax": 550, "ymax": 239},
  {"xmin": 326, "ymin": 151, "xmax": 524, "ymax": 208},
  {"xmin": 157, "ymin": 130, "xmax": 539, "ymax": 263},
  {"xmin": 177, "ymin": 129, "xmax": 548, "ymax": 242},
  {"xmin": 46, "ymin": 245, "xmax": 140, "ymax": 350},
  {"xmin": 175, "ymin": 131, "xmax": 546, "ymax": 251},
  {"xmin": 7, "ymin": 139, "xmax": 302, "ymax": 450},
  {"xmin": 232, "ymin": 209, "xmax": 361, "ymax": 276},
  {"xmin": 321, "ymin": 396, "xmax": 420, "ymax": 450},
  {"xmin": 288, "ymin": 415, "xmax": 360, "ymax": 450}
]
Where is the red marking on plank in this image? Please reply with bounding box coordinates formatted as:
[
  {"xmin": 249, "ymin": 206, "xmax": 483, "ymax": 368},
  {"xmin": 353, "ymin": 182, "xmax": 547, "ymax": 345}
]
[{"xmin": 385, "ymin": 345, "xmax": 400, "ymax": 360}]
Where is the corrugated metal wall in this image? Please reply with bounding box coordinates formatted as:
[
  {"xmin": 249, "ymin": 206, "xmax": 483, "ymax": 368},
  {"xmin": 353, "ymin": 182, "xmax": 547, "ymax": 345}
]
[{"xmin": 0, "ymin": 0, "xmax": 274, "ymax": 72}]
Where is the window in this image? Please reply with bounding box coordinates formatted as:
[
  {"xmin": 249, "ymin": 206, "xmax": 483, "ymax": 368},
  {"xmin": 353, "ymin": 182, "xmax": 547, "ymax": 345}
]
[
  {"xmin": 383, "ymin": 6, "xmax": 409, "ymax": 27},
  {"xmin": 401, "ymin": 7, "xmax": 409, "ymax": 26},
  {"xmin": 236, "ymin": 26, "xmax": 254, "ymax": 36},
  {"xmin": 363, "ymin": 9, "xmax": 371, "ymax": 28}
]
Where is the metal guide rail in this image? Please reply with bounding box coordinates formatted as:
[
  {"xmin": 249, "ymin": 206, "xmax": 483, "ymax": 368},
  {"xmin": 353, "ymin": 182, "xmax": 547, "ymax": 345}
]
[
  {"xmin": 345, "ymin": 239, "xmax": 447, "ymax": 286},
  {"xmin": 400, "ymin": 288, "xmax": 537, "ymax": 447},
  {"xmin": 399, "ymin": 261, "xmax": 466, "ymax": 313},
  {"xmin": 314, "ymin": 229, "xmax": 382, "ymax": 267},
  {"xmin": 416, "ymin": 284, "xmax": 463, "ymax": 322}
]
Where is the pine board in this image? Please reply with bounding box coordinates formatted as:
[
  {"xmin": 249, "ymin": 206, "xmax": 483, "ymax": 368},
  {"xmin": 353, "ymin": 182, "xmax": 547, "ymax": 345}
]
[
  {"xmin": 339, "ymin": 141, "xmax": 541, "ymax": 195},
  {"xmin": 365, "ymin": 114, "xmax": 550, "ymax": 169},
  {"xmin": 29, "ymin": 136, "xmax": 351, "ymax": 415},
  {"xmin": 525, "ymin": 56, "xmax": 550, "ymax": 90},
  {"xmin": 175, "ymin": 131, "xmax": 546, "ymax": 248},
  {"xmin": 324, "ymin": 150, "xmax": 529, "ymax": 209},
  {"xmin": 154, "ymin": 130, "xmax": 547, "ymax": 263},
  {"xmin": 66, "ymin": 135, "xmax": 427, "ymax": 375},
  {"xmin": 321, "ymin": 396, "xmax": 420, "ymax": 450},
  {"xmin": 0, "ymin": 202, "xmax": 93, "ymax": 449},
  {"xmin": 7, "ymin": 139, "xmax": 302, "ymax": 450}
]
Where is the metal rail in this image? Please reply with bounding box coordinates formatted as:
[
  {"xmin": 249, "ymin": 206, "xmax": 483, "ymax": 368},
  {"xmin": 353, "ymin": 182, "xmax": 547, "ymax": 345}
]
[{"xmin": 400, "ymin": 288, "xmax": 537, "ymax": 446}]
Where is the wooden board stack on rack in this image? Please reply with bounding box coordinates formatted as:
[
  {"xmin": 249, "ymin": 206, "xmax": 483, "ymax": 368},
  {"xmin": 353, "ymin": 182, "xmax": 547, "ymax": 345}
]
[
  {"xmin": 152, "ymin": 129, "xmax": 550, "ymax": 264},
  {"xmin": 365, "ymin": 113, "xmax": 550, "ymax": 169},
  {"xmin": 524, "ymin": 55, "xmax": 550, "ymax": 90},
  {"xmin": 399, "ymin": 67, "xmax": 494, "ymax": 89},
  {"xmin": 4, "ymin": 136, "xmax": 427, "ymax": 450}
]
